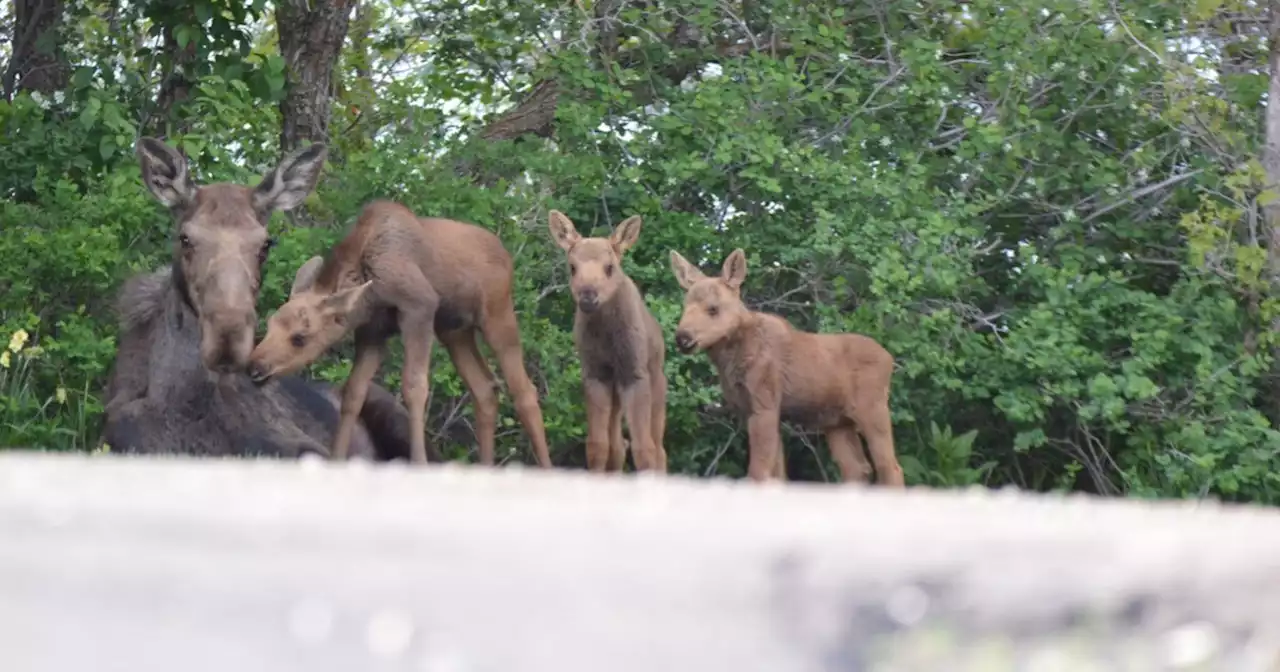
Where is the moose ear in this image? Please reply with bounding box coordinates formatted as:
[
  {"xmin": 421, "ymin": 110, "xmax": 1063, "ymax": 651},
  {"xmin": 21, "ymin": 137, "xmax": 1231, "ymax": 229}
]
[
  {"xmin": 609, "ymin": 215, "xmax": 642, "ymax": 255},
  {"xmin": 136, "ymin": 137, "xmax": 197, "ymax": 209},
  {"xmin": 252, "ymin": 142, "xmax": 328, "ymax": 214},
  {"xmin": 319, "ymin": 279, "xmax": 372, "ymax": 317},
  {"xmin": 290, "ymin": 256, "xmax": 325, "ymax": 297},
  {"xmin": 720, "ymin": 248, "xmax": 748, "ymax": 289},
  {"xmin": 548, "ymin": 210, "xmax": 582, "ymax": 252},
  {"xmin": 669, "ymin": 250, "xmax": 706, "ymax": 291}
]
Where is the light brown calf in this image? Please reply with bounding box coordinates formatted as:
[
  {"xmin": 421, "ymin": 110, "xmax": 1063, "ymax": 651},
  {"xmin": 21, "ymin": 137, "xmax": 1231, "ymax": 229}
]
[
  {"xmin": 247, "ymin": 200, "xmax": 554, "ymax": 468},
  {"xmin": 668, "ymin": 248, "xmax": 905, "ymax": 486},
  {"xmin": 548, "ymin": 210, "xmax": 668, "ymax": 473}
]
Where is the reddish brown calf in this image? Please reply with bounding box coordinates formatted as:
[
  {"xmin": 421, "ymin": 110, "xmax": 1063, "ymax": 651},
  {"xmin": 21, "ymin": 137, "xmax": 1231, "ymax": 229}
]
[
  {"xmin": 669, "ymin": 248, "xmax": 904, "ymax": 486},
  {"xmin": 548, "ymin": 210, "xmax": 668, "ymax": 473},
  {"xmin": 248, "ymin": 200, "xmax": 553, "ymax": 468}
]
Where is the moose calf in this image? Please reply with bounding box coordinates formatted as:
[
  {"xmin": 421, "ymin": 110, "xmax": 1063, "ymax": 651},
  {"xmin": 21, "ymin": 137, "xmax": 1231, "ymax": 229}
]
[
  {"xmin": 669, "ymin": 249, "xmax": 904, "ymax": 486},
  {"xmin": 548, "ymin": 210, "xmax": 668, "ymax": 473},
  {"xmin": 247, "ymin": 200, "xmax": 554, "ymax": 468}
]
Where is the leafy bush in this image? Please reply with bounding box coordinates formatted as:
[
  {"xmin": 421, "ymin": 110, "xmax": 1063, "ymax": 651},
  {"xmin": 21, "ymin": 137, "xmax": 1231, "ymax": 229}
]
[{"xmin": 2, "ymin": 0, "xmax": 1279, "ymax": 504}]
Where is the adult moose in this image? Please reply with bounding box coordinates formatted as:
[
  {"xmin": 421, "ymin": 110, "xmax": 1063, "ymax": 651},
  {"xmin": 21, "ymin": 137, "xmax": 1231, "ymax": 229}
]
[
  {"xmin": 99, "ymin": 137, "xmax": 419, "ymax": 461},
  {"xmin": 668, "ymin": 248, "xmax": 905, "ymax": 487},
  {"xmin": 246, "ymin": 200, "xmax": 554, "ymax": 468}
]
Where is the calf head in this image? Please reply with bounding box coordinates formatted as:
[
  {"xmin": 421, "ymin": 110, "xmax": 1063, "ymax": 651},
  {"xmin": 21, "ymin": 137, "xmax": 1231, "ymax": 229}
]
[
  {"xmin": 247, "ymin": 255, "xmax": 373, "ymax": 384},
  {"xmin": 548, "ymin": 210, "xmax": 642, "ymax": 314},
  {"xmin": 669, "ymin": 248, "xmax": 750, "ymax": 354},
  {"xmin": 135, "ymin": 137, "xmax": 328, "ymax": 374}
]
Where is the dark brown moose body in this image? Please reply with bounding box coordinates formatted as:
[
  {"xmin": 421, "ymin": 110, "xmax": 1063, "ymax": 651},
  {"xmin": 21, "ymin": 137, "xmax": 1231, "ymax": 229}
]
[
  {"xmin": 100, "ymin": 138, "xmax": 415, "ymax": 460},
  {"xmin": 547, "ymin": 210, "xmax": 668, "ymax": 473},
  {"xmin": 669, "ymin": 248, "xmax": 904, "ymax": 486},
  {"xmin": 248, "ymin": 200, "xmax": 553, "ymax": 468}
]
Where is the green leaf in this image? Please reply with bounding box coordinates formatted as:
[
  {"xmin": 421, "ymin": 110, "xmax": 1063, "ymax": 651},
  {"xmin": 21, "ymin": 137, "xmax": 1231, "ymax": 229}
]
[
  {"xmin": 98, "ymin": 136, "xmax": 115, "ymax": 162},
  {"xmin": 1013, "ymin": 429, "xmax": 1048, "ymax": 452},
  {"xmin": 195, "ymin": 1, "xmax": 214, "ymax": 24},
  {"xmin": 175, "ymin": 24, "xmax": 197, "ymax": 50}
]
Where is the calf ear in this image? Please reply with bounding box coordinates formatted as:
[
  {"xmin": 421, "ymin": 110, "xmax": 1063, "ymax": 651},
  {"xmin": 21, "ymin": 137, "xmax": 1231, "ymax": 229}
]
[
  {"xmin": 253, "ymin": 142, "xmax": 328, "ymax": 214},
  {"xmin": 609, "ymin": 215, "xmax": 642, "ymax": 255},
  {"xmin": 721, "ymin": 248, "xmax": 748, "ymax": 290},
  {"xmin": 136, "ymin": 137, "xmax": 197, "ymax": 209},
  {"xmin": 290, "ymin": 256, "xmax": 325, "ymax": 297},
  {"xmin": 319, "ymin": 280, "xmax": 373, "ymax": 321},
  {"xmin": 669, "ymin": 250, "xmax": 705, "ymax": 290},
  {"xmin": 548, "ymin": 210, "xmax": 583, "ymax": 251}
]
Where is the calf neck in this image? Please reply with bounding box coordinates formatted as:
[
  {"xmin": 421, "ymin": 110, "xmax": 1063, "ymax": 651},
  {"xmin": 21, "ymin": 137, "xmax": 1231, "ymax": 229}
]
[
  {"xmin": 548, "ymin": 210, "xmax": 668, "ymax": 473},
  {"xmin": 669, "ymin": 248, "xmax": 904, "ymax": 486}
]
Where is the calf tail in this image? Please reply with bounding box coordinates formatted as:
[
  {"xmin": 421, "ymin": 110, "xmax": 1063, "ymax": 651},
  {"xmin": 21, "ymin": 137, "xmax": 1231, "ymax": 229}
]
[{"xmin": 359, "ymin": 382, "xmax": 442, "ymax": 463}]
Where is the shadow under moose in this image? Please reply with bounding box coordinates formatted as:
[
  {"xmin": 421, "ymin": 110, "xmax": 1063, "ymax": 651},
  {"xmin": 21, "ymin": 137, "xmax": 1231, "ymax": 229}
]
[{"xmin": 99, "ymin": 137, "xmax": 420, "ymax": 462}]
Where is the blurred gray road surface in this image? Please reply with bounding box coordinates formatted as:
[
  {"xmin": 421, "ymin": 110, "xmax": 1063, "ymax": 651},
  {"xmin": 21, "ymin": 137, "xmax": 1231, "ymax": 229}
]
[{"xmin": 3, "ymin": 452, "xmax": 1280, "ymax": 671}]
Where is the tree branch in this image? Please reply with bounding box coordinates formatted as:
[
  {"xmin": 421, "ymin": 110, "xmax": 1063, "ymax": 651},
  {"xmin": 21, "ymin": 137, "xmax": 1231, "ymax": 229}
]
[{"xmin": 478, "ymin": 78, "xmax": 561, "ymax": 141}]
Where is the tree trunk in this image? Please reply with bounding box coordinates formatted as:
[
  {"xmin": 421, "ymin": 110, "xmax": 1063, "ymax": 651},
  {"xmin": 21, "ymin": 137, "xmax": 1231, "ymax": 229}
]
[
  {"xmin": 465, "ymin": 2, "xmax": 770, "ymax": 149},
  {"xmin": 3, "ymin": 0, "xmax": 69, "ymax": 100},
  {"xmin": 1265, "ymin": 1, "xmax": 1280, "ymax": 415},
  {"xmin": 150, "ymin": 5, "xmax": 199, "ymax": 139},
  {"xmin": 276, "ymin": 0, "xmax": 357, "ymax": 154},
  {"xmin": 1215, "ymin": 15, "xmax": 1265, "ymax": 355},
  {"xmin": 452, "ymin": 1, "xmax": 782, "ymax": 186},
  {"xmin": 479, "ymin": 79, "xmax": 560, "ymax": 142}
]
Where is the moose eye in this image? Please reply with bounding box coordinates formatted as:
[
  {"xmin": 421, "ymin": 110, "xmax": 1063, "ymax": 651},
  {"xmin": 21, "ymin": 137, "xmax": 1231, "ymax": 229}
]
[
  {"xmin": 604, "ymin": 263, "xmax": 614, "ymax": 277},
  {"xmin": 290, "ymin": 333, "xmax": 307, "ymax": 349},
  {"xmin": 707, "ymin": 305, "xmax": 719, "ymax": 317},
  {"xmin": 178, "ymin": 233, "xmax": 193, "ymax": 249},
  {"xmin": 569, "ymin": 263, "xmax": 577, "ymax": 276}
]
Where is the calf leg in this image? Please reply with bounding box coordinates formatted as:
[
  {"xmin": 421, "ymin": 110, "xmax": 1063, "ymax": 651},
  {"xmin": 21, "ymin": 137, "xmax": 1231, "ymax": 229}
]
[
  {"xmin": 481, "ymin": 306, "xmax": 553, "ymax": 468},
  {"xmin": 853, "ymin": 401, "xmax": 905, "ymax": 487},
  {"xmin": 772, "ymin": 448, "xmax": 787, "ymax": 481},
  {"xmin": 583, "ymin": 377, "xmax": 613, "ymax": 472},
  {"xmin": 621, "ymin": 378, "xmax": 658, "ymax": 471},
  {"xmin": 825, "ymin": 425, "xmax": 872, "ymax": 484},
  {"xmin": 441, "ymin": 328, "xmax": 500, "ymax": 466},
  {"xmin": 398, "ymin": 313, "xmax": 437, "ymax": 465},
  {"xmin": 331, "ymin": 327, "xmax": 386, "ymax": 462},
  {"xmin": 379, "ymin": 265, "xmax": 441, "ymax": 465},
  {"xmin": 649, "ymin": 366, "xmax": 669, "ymax": 473},
  {"xmin": 745, "ymin": 410, "xmax": 783, "ymax": 482},
  {"xmin": 606, "ymin": 387, "xmax": 626, "ymax": 471}
]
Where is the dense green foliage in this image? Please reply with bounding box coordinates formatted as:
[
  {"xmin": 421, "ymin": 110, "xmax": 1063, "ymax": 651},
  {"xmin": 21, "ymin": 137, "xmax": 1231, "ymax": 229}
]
[{"xmin": 2, "ymin": 0, "xmax": 1279, "ymax": 500}]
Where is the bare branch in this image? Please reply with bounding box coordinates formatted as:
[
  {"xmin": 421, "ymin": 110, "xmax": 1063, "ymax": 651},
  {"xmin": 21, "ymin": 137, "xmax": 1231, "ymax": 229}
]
[{"xmin": 1080, "ymin": 169, "xmax": 1204, "ymax": 224}]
